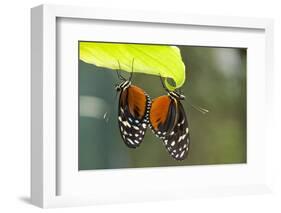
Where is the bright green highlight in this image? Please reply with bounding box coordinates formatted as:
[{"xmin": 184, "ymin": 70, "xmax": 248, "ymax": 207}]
[{"xmin": 79, "ymin": 42, "xmax": 186, "ymax": 90}]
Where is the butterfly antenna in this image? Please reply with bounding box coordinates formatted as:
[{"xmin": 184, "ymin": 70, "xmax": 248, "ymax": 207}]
[
  {"xmin": 159, "ymin": 73, "xmax": 169, "ymax": 92},
  {"xmin": 185, "ymin": 98, "xmax": 209, "ymax": 114},
  {"xmin": 116, "ymin": 60, "xmax": 126, "ymax": 81},
  {"xmin": 129, "ymin": 58, "xmax": 135, "ymax": 81}
]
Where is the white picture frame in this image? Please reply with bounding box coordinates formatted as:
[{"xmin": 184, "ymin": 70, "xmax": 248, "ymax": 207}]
[{"xmin": 31, "ymin": 4, "xmax": 274, "ymax": 208}]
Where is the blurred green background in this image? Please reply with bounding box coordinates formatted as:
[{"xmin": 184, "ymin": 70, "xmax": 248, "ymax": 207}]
[{"xmin": 79, "ymin": 44, "xmax": 247, "ymax": 170}]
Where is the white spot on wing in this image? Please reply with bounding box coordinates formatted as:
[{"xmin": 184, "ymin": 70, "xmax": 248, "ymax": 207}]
[
  {"xmin": 133, "ymin": 125, "xmax": 139, "ymax": 130},
  {"xmin": 127, "ymin": 138, "xmax": 135, "ymax": 145},
  {"xmin": 122, "ymin": 121, "xmax": 131, "ymax": 128},
  {"xmin": 180, "ymin": 150, "xmax": 185, "ymax": 158}
]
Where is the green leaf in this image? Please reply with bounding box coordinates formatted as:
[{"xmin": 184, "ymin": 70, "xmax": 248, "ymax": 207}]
[{"xmin": 79, "ymin": 42, "xmax": 186, "ymax": 90}]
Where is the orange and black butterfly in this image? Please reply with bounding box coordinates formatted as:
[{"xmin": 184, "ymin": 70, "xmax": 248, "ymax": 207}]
[
  {"xmin": 149, "ymin": 78, "xmax": 190, "ymax": 161},
  {"xmin": 115, "ymin": 60, "xmax": 151, "ymax": 148}
]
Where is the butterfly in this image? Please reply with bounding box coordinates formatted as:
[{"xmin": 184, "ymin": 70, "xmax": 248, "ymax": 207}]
[
  {"xmin": 115, "ymin": 60, "xmax": 151, "ymax": 148},
  {"xmin": 149, "ymin": 77, "xmax": 190, "ymax": 161}
]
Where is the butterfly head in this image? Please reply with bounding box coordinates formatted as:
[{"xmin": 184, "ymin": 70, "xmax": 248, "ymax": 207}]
[
  {"xmin": 158, "ymin": 75, "xmax": 185, "ymax": 100},
  {"xmin": 168, "ymin": 90, "xmax": 185, "ymax": 100},
  {"xmin": 115, "ymin": 80, "xmax": 131, "ymax": 92}
]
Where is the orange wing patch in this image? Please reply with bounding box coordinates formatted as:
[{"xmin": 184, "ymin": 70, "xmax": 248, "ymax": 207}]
[
  {"xmin": 127, "ymin": 85, "xmax": 147, "ymax": 119},
  {"xmin": 150, "ymin": 96, "xmax": 171, "ymax": 131}
]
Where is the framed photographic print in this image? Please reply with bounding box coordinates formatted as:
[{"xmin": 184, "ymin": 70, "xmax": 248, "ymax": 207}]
[{"xmin": 31, "ymin": 4, "xmax": 274, "ymax": 208}]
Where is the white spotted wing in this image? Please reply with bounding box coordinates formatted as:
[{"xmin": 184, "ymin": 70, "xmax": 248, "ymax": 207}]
[
  {"xmin": 118, "ymin": 85, "xmax": 151, "ymax": 148},
  {"xmin": 150, "ymin": 96, "xmax": 190, "ymax": 160}
]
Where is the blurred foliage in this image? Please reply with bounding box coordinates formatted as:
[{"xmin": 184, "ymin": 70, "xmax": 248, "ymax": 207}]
[
  {"xmin": 79, "ymin": 44, "xmax": 246, "ymax": 170},
  {"xmin": 79, "ymin": 42, "xmax": 185, "ymax": 90}
]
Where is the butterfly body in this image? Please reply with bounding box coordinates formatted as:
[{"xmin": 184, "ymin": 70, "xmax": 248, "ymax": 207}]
[
  {"xmin": 116, "ymin": 80, "xmax": 151, "ymax": 148},
  {"xmin": 149, "ymin": 91, "xmax": 190, "ymax": 161}
]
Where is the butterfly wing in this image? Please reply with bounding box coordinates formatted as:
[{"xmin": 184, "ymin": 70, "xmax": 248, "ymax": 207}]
[
  {"xmin": 118, "ymin": 85, "xmax": 151, "ymax": 148},
  {"xmin": 163, "ymin": 101, "xmax": 190, "ymax": 160},
  {"xmin": 149, "ymin": 96, "xmax": 177, "ymax": 136},
  {"xmin": 150, "ymin": 96, "xmax": 190, "ymax": 160}
]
